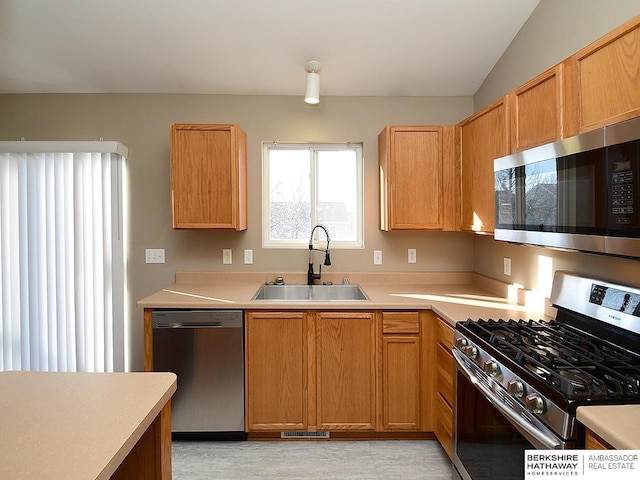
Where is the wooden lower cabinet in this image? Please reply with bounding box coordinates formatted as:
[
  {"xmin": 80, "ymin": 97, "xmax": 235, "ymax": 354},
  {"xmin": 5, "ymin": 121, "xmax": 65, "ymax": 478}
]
[
  {"xmin": 316, "ymin": 311, "xmax": 377, "ymax": 430},
  {"xmin": 245, "ymin": 309, "xmax": 436, "ymax": 435},
  {"xmin": 382, "ymin": 335, "xmax": 421, "ymax": 430},
  {"xmin": 435, "ymin": 393, "xmax": 454, "ymax": 458},
  {"xmin": 434, "ymin": 315, "xmax": 455, "ymax": 459},
  {"xmin": 245, "ymin": 311, "xmax": 309, "ymax": 431},
  {"xmin": 381, "ymin": 312, "xmax": 421, "ymax": 431},
  {"xmin": 585, "ymin": 429, "xmax": 614, "ymax": 450}
]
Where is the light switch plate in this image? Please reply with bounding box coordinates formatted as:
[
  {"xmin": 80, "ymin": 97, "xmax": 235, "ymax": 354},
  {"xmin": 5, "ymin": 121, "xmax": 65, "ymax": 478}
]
[
  {"xmin": 244, "ymin": 249, "xmax": 253, "ymax": 264},
  {"xmin": 373, "ymin": 250, "xmax": 383, "ymax": 265},
  {"xmin": 504, "ymin": 257, "xmax": 512, "ymax": 276},
  {"xmin": 408, "ymin": 248, "xmax": 417, "ymax": 263},
  {"xmin": 222, "ymin": 249, "xmax": 232, "ymax": 265},
  {"xmin": 145, "ymin": 248, "xmax": 165, "ymax": 264}
]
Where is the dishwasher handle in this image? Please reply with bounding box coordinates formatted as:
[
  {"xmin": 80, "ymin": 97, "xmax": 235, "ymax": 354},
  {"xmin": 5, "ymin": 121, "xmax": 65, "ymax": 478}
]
[
  {"xmin": 155, "ymin": 321, "xmax": 230, "ymax": 329},
  {"xmin": 152, "ymin": 310, "xmax": 243, "ymax": 329}
]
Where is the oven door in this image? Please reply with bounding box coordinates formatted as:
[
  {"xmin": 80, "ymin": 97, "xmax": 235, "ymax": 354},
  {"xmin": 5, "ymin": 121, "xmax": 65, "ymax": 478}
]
[{"xmin": 452, "ymin": 350, "xmax": 568, "ymax": 480}]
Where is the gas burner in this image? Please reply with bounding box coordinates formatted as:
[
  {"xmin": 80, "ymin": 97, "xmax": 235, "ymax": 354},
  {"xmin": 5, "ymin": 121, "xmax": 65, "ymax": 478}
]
[
  {"xmin": 454, "ymin": 272, "xmax": 640, "ymax": 452},
  {"xmin": 459, "ymin": 317, "xmax": 640, "ymax": 403}
]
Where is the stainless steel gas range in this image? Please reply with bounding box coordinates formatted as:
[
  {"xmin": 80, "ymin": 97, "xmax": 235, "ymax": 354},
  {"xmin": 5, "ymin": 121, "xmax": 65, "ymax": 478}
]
[{"xmin": 452, "ymin": 271, "xmax": 640, "ymax": 480}]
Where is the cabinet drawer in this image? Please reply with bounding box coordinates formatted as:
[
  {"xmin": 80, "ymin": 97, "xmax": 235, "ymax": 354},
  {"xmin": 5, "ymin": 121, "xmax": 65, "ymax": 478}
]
[
  {"xmin": 436, "ymin": 342, "xmax": 454, "ymax": 406},
  {"xmin": 382, "ymin": 311, "xmax": 419, "ymax": 334},
  {"xmin": 585, "ymin": 429, "xmax": 614, "ymax": 450},
  {"xmin": 435, "ymin": 393, "xmax": 453, "ymax": 460},
  {"xmin": 436, "ymin": 317, "xmax": 454, "ymax": 349}
]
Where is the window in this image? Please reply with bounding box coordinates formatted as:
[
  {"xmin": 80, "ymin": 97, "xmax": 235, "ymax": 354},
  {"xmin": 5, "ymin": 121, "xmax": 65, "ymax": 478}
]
[
  {"xmin": 262, "ymin": 142, "xmax": 363, "ymax": 248},
  {"xmin": 0, "ymin": 142, "xmax": 127, "ymax": 372}
]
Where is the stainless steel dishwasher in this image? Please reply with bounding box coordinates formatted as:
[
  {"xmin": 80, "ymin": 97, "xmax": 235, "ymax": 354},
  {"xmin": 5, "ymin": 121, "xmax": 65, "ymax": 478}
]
[{"xmin": 152, "ymin": 309, "xmax": 245, "ymax": 437}]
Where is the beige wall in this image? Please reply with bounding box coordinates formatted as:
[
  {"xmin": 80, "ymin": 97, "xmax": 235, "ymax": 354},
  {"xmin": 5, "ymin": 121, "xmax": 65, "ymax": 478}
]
[
  {"xmin": 474, "ymin": 0, "xmax": 640, "ymax": 109},
  {"xmin": 4, "ymin": 1, "xmax": 640, "ymax": 372},
  {"xmin": 0, "ymin": 93, "xmax": 474, "ymax": 370},
  {"xmin": 472, "ymin": 1, "xmax": 640, "ymax": 294}
]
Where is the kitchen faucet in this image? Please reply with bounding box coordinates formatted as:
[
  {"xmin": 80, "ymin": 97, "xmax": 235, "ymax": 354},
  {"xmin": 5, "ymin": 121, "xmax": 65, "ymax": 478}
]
[{"xmin": 308, "ymin": 224, "xmax": 331, "ymax": 285}]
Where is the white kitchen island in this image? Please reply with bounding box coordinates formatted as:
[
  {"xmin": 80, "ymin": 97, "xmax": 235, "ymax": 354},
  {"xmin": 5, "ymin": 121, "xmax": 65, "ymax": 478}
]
[{"xmin": 0, "ymin": 371, "xmax": 176, "ymax": 480}]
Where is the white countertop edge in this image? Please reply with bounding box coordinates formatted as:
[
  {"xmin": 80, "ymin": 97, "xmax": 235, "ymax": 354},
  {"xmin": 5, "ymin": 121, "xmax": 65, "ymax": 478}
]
[{"xmin": 577, "ymin": 405, "xmax": 640, "ymax": 450}]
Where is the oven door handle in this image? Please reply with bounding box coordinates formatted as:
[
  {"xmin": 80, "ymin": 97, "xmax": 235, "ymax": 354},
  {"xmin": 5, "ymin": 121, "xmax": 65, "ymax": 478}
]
[{"xmin": 453, "ymin": 349, "xmax": 562, "ymax": 450}]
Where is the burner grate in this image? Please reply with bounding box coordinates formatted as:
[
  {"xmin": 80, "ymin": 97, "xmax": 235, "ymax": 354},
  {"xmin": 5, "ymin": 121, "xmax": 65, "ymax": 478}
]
[{"xmin": 463, "ymin": 318, "xmax": 640, "ymax": 401}]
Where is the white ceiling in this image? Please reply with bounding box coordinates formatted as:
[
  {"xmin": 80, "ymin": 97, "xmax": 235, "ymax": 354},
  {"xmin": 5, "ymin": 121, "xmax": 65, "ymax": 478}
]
[{"xmin": 0, "ymin": 0, "xmax": 540, "ymax": 97}]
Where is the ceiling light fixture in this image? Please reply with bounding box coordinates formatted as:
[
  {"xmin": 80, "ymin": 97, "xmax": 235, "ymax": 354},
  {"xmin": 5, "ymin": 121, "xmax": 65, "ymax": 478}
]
[{"xmin": 304, "ymin": 60, "xmax": 321, "ymax": 105}]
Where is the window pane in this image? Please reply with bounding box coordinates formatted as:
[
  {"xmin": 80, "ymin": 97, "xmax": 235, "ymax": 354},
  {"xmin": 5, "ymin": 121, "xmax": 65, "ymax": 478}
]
[
  {"xmin": 263, "ymin": 143, "xmax": 363, "ymax": 248},
  {"xmin": 317, "ymin": 150, "xmax": 358, "ymax": 242},
  {"xmin": 269, "ymin": 149, "xmax": 311, "ymax": 240}
]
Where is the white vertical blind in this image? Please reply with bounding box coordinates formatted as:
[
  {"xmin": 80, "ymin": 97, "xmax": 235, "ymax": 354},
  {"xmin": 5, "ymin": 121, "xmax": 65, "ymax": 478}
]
[{"xmin": 0, "ymin": 142, "xmax": 127, "ymax": 372}]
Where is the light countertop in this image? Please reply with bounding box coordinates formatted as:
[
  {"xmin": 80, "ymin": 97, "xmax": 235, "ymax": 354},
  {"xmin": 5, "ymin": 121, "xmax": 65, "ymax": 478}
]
[
  {"xmin": 137, "ymin": 272, "xmax": 640, "ymax": 450},
  {"xmin": 0, "ymin": 371, "xmax": 176, "ymax": 480},
  {"xmin": 137, "ymin": 271, "xmax": 553, "ymax": 325},
  {"xmin": 577, "ymin": 405, "xmax": 640, "ymax": 449}
]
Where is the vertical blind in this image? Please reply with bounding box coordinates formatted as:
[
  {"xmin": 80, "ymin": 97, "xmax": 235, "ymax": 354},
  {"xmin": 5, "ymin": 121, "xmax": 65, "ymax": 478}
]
[{"xmin": 0, "ymin": 142, "xmax": 127, "ymax": 372}]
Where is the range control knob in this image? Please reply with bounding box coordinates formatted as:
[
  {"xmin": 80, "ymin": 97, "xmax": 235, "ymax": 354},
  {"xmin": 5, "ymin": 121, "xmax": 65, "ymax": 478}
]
[
  {"xmin": 455, "ymin": 338, "xmax": 468, "ymax": 349},
  {"xmin": 483, "ymin": 360, "xmax": 499, "ymax": 376},
  {"xmin": 465, "ymin": 346, "xmax": 478, "ymax": 360},
  {"xmin": 525, "ymin": 394, "xmax": 545, "ymax": 414},
  {"xmin": 507, "ymin": 380, "xmax": 525, "ymax": 398}
]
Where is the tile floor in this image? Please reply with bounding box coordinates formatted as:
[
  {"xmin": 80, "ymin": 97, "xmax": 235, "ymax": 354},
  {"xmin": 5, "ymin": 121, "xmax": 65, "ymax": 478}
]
[{"xmin": 172, "ymin": 439, "xmax": 452, "ymax": 479}]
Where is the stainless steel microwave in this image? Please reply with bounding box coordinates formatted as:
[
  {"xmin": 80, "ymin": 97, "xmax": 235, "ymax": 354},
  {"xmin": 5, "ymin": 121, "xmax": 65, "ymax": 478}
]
[{"xmin": 494, "ymin": 117, "xmax": 640, "ymax": 258}]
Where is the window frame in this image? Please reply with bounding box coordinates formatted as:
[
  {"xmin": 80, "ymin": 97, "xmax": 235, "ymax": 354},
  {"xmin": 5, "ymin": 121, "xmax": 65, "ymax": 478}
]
[{"xmin": 261, "ymin": 141, "xmax": 364, "ymax": 249}]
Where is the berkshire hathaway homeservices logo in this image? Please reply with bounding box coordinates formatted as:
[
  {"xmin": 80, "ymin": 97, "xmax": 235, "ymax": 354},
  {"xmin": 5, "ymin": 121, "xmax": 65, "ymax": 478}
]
[{"xmin": 525, "ymin": 450, "xmax": 639, "ymax": 479}]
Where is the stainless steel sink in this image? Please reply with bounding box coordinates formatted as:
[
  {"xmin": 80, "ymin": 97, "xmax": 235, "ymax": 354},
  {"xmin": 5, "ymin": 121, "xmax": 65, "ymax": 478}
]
[{"xmin": 251, "ymin": 284, "xmax": 369, "ymax": 301}]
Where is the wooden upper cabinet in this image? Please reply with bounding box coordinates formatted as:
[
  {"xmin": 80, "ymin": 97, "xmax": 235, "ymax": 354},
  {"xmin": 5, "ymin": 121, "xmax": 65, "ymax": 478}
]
[
  {"xmin": 458, "ymin": 96, "xmax": 510, "ymax": 234},
  {"xmin": 509, "ymin": 64, "xmax": 564, "ymax": 152},
  {"xmin": 564, "ymin": 14, "xmax": 640, "ymax": 135},
  {"xmin": 170, "ymin": 124, "xmax": 247, "ymax": 230},
  {"xmin": 379, "ymin": 125, "xmax": 457, "ymax": 231}
]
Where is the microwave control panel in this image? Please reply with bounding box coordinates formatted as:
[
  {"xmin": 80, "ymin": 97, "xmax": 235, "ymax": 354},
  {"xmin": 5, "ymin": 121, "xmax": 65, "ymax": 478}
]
[
  {"xmin": 611, "ymin": 170, "xmax": 633, "ymax": 220},
  {"xmin": 608, "ymin": 140, "xmax": 638, "ymax": 227}
]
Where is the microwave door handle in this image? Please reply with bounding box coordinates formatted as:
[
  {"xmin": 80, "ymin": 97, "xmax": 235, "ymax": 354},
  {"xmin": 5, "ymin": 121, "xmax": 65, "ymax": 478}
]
[{"xmin": 454, "ymin": 350, "xmax": 562, "ymax": 450}]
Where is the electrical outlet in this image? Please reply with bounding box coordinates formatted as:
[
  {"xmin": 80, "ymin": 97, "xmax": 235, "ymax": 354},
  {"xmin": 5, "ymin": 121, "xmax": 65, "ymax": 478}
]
[
  {"xmin": 504, "ymin": 257, "xmax": 512, "ymax": 276},
  {"xmin": 408, "ymin": 248, "xmax": 417, "ymax": 264},
  {"xmin": 145, "ymin": 248, "xmax": 165, "ymax": 264},
  {"xmin": 373, "ymin": 250, "xmax": 383, "ymax": 265},
  {"xmin": 222, "ymin": 249, "xmax": 232, "ymax": 265},
  {"xmin": 244, "ymin": 249, "xmax": 253, "ymax": 265}
]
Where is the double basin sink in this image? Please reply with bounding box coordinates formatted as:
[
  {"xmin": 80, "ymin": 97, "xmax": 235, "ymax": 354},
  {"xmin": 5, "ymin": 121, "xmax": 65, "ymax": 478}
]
[{"xmin": 252, "ymin": 284, "xmax": 369, "ymax": 302}]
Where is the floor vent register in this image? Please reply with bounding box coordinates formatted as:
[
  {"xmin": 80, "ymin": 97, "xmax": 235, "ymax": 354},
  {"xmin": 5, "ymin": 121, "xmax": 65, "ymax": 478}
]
[{"xmin": 280, "ymin": 431, "xmax": 330, "ymax": 439}]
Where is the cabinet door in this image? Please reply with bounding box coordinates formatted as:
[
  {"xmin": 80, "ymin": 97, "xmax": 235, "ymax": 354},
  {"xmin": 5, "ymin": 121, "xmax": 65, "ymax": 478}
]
[
  {"xmin": 381, "ymin": 311, "xmax": 421, "ymax": 431},
  {"xmin": 316, "ymin": 311, "xmax": 376, "ymax": 430},
  {"xmin": 585, "ymin": 429, "xmax": 614, "ymax": 450},
  {"xmin": 382, "ymin": 335, "xmax": 421, "ymax": 430},
  {"xmin": 564, "ymin": 15, "xmax": 640, "ymax": 135},
  {"xmin": 509, "ymin": 64, "xmax": 564, "ymax": 152},
  {"xmin": 245, "ymin": 311, "xmax": 307, "ymax": 431},
  {"xmin": 435, "ymin": 393, "xmax": 454, "ymax": 459},
  {"xmin": 434, "ymin": 316, "xmax": 455, "ymax": 459},
  {"xmin": 379, "ymin": 126, "xmax": 456, "ymax": 230},
  {"xmin": 170, "ymin": 124, "xmax": 247, "ymax": 230},
  {"xmin": 459, "ymin": 96, "xmax": 510, "ymax": 233}
]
